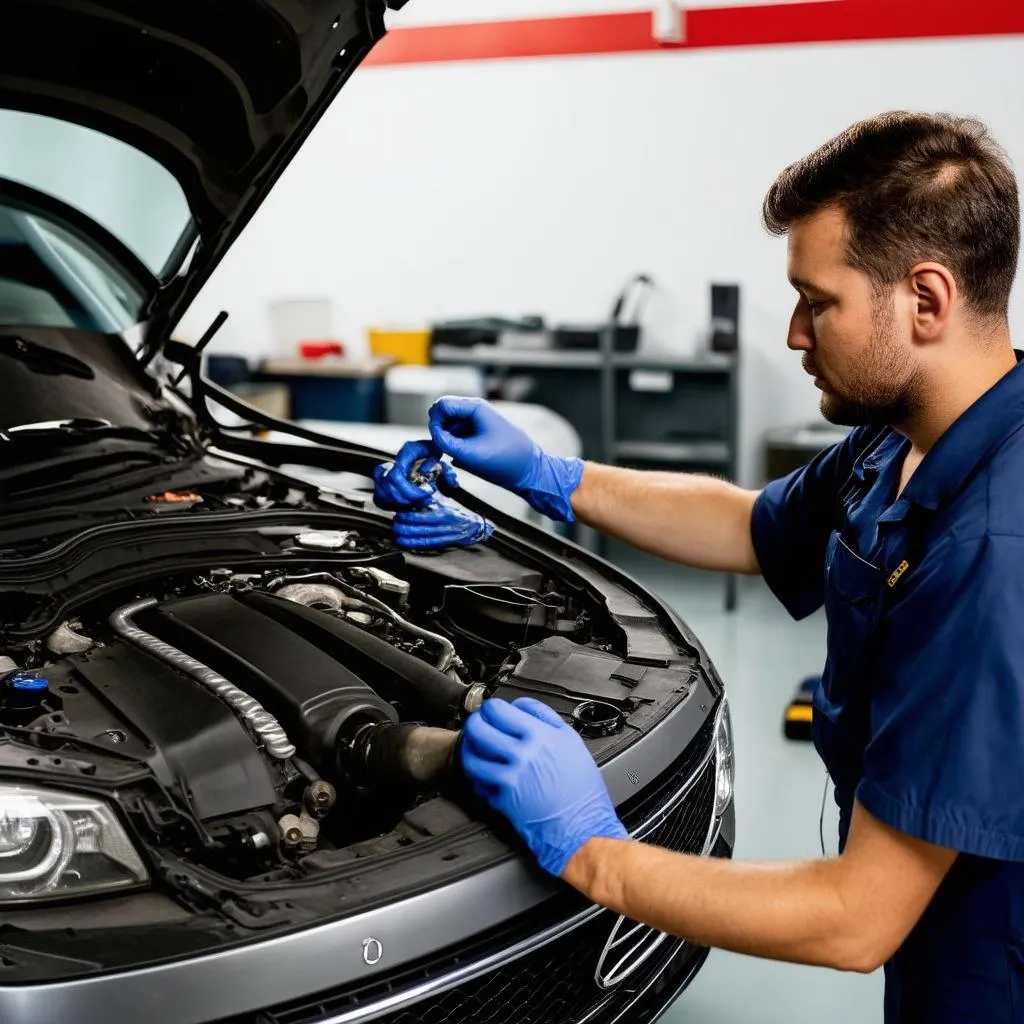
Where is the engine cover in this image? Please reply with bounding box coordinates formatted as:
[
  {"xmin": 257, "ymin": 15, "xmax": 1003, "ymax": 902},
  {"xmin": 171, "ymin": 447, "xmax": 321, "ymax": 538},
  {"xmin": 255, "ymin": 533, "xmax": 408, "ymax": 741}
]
[
  {"xmin": 137, "ymin": 593, "xmax": 399, "ymax": 779},
  {"xmin": 63, "ymin": 644, "xmax": 278, "ymax": 820}
]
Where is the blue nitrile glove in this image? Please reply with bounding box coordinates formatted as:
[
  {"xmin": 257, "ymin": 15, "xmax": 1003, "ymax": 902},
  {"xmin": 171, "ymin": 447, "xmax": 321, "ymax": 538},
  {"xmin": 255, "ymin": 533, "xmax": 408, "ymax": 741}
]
[
  {"xmin": 373, "ymin": 439, "xmax": 459, "ymax": 511},
  {"xmin": 461, "ymin": 697, "xmax": 628, "ymax": 877},
  {"xmin": 392, "ymin": 499, "xmax": 495, "ymax": 550},
  {"xmin": 428, "ymin": 397, "xmax": 585, "ymax": 523}
]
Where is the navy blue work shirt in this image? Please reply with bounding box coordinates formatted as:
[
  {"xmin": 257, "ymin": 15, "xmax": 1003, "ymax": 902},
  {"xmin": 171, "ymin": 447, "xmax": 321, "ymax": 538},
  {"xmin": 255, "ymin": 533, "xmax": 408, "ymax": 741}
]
[{"xmin": 751, "ymin": 355, "xmax": 1024, "ymax": 1022}]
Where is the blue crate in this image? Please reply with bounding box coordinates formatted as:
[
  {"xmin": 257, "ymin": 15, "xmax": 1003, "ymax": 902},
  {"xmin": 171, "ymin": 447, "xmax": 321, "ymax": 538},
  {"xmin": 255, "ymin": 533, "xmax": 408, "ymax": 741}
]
[{"xmin": 259, "ymin": 374, "xmax": 385, "ymax": 423}]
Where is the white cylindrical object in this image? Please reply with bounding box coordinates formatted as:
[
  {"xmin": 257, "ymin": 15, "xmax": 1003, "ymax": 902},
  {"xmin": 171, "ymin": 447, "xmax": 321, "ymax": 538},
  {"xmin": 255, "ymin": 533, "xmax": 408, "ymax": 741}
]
[
  {"xmin": 652, "ymin": 0, "xmax": 685, "ymax": 43},
  {"xmin": 267, "ymin": 297, "xmax": 334, "ymax": 358}
]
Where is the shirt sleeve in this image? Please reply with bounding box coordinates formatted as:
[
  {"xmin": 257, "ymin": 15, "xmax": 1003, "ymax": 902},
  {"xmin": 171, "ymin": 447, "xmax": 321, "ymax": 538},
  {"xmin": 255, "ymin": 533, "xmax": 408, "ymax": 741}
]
[
  {"xmin": 857, "ymin": 533, "xmax": 1024, "ymax": 861},
  {"xmin": 750, "ymin": 427, "xmax": 869, "ymax": 621}
]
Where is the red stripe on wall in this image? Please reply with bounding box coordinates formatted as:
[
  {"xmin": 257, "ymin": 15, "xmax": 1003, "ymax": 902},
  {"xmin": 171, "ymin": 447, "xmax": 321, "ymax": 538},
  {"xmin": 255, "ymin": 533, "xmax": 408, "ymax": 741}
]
[{"xmin": 364, "ymin": 1, "xmax": 1024, "ymax": 67}]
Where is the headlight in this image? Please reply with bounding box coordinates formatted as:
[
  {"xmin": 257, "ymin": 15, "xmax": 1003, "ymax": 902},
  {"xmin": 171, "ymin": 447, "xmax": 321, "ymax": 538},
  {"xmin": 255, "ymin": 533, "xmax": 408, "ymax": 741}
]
[
  {"xmin": 713, "ymin": 697, "xmax": 735, "ymax": 818},
  {"xmin": 0, "ymin": 783, "xmax": 147, "ymax": 903}
]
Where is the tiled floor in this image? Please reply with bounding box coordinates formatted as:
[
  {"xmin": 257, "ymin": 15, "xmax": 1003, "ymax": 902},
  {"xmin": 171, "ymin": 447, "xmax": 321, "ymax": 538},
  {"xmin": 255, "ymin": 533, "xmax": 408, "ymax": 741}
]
[{"xmin": 604, "ymin": 544, "xmax": 884, "ymax": 1023}]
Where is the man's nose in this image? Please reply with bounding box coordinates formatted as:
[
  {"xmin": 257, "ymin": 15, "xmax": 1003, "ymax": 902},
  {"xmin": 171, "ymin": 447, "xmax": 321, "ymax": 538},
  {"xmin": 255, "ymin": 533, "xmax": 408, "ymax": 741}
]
[{"xmin": 787, "ymin": 302, "xmax": 814, "ymax": 352}]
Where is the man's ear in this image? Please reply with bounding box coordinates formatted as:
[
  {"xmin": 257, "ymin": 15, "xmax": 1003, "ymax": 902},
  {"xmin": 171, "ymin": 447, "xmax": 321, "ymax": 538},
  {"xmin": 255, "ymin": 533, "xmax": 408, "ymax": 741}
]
[{"xmin": 909, "ymin": 262, "xmax": 956, "ymax": 340}]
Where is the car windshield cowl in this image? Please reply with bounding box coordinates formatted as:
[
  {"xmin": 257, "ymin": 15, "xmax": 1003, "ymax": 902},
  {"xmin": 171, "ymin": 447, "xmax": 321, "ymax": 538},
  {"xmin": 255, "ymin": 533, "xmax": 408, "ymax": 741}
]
[
  {"xmin": 0, "ymin": 415, "xmax": 203, "ymax": 472},
  {"xmin": 2, "ymin": 418, "xmax": 161, "ymax": 442}
]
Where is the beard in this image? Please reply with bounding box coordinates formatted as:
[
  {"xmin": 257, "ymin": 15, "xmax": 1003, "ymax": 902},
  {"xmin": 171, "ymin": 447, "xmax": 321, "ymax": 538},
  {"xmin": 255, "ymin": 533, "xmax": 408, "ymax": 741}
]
[{"xmin": 814, "ymin": 301, "xmax": 918, "ymax": 427}]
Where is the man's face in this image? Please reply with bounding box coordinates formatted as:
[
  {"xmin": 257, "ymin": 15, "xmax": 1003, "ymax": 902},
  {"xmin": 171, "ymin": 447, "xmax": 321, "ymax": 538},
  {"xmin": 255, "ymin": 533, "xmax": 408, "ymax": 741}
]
[{"xmin": 786, "ymin": 207, "xmax": 918, "ymax": 426}]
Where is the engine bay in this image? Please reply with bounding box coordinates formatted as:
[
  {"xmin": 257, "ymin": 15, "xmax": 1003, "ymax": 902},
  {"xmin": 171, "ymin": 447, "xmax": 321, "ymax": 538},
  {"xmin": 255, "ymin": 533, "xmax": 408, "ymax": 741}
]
[{"xmin": 0, "ymin": 510, "xmax": 698, "ymax": 898}]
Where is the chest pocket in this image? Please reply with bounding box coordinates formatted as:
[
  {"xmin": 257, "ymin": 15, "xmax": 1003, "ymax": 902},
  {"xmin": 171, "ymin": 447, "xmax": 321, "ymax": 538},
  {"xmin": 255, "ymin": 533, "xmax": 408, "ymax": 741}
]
[
  {"xmin": 815, "ymin": 530, "xmax": 887, "ymax": 819},
  {"xmin": 824, "ymin": 530, "xmax": 886, "ymax": 671}
]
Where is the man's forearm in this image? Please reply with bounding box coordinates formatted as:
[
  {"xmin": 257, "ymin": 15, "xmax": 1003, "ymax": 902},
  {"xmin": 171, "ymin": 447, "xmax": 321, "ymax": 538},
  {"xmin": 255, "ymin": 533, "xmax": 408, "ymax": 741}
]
[
  {"xmin": 570, "ymin": 462, "xmax": 761, "ymax": 573},
  {"xmin": 562, "ymin": 838, "xmax": 872, "ymax": 972}
]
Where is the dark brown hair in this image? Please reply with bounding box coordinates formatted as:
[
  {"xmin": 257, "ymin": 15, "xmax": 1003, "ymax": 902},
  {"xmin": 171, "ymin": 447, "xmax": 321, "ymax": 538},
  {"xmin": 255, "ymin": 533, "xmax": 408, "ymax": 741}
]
[{"xmin": 763, "ymin": 112, "xmax": 1020, "ymax": 319}]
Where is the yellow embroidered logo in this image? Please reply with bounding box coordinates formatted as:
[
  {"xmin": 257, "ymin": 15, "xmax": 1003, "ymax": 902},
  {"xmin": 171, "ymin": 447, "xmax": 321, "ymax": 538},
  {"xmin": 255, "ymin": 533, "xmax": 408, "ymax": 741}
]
[{"xmin": 887, "ymin": 560, "xmax": 910, "ymax": 588}]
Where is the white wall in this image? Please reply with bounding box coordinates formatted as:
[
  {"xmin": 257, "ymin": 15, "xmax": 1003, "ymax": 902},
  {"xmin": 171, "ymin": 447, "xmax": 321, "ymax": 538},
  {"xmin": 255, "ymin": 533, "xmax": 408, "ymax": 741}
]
[{"xmin": 178, "ymin": 22, "xmax": 1024, "ymax": 485}]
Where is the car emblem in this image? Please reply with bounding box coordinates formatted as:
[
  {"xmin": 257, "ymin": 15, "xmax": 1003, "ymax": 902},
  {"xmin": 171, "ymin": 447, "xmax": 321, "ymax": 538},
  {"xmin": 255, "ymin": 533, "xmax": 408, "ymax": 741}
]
[
  {"xmin": 362, "ymin": 937, "xmax": 384, "ymax": 966},
  {"xmin": 594, "ymin": 914, "xmax": 670, "ymax": 989},
  {"xmin": 625, "ymin": 769, "xmax": 641, "ymax": 786}
]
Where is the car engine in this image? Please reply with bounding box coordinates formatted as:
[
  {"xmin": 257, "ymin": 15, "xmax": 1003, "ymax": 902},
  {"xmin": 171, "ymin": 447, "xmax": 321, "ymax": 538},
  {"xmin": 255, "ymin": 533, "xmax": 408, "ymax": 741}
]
[{"xmin": 0, "ymin": 517, "xmax": 657, "ymax": 890}]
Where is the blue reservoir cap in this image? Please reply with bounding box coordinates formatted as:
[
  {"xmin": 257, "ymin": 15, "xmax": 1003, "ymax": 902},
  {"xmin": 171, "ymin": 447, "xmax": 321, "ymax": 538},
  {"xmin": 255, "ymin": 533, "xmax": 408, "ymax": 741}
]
[{"xmin": 9, "ymin": 673, "xmax": 49, "ymax": 692}]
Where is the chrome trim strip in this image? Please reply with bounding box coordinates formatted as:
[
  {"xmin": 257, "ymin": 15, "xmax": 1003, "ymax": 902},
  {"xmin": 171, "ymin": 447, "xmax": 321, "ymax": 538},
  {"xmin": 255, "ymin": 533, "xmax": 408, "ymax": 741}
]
[
  {"xmin": 631, "ymin": 733, "xmax": 717, "ymax": 843},
  {"xmin": 575, "ymin": 993, "xmax": 619, "ymax": 1024},
  {"xmin": 606, "ymin": 939, "xmax": 687, "ymax": 1024},
  {"xmin": 595, "ymin": 913, "xmax": 675, "ymax": 990},
  {"xmin": 607, "ymin": 937, "xmax": 710, "ymax": 1024},
  {"xmin": 311, "ymin": 907, "xmax": 606, "ymax": 1024},
  {"xmin": 303, "ymin": 731, "xmax": 724, "ymax": 1024}
]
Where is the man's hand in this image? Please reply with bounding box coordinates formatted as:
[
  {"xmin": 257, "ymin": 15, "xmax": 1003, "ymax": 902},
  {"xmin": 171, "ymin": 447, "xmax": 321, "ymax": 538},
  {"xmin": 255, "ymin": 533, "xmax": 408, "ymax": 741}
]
[
  {"xmin": 373, "ymin": 439, "xmax": 457, "ymax": 511},
  {"xmin": 460, "ymin": 697, "xmax": 628, "ymax": 876},
  {"xmin": 462, "ymin": 699, "xmax": 956, "ymax": 971},
  {"xmin": 428, "ymin": 397, "xmax": 585, "ymax": 522},
  {"xmin": 392, "ymin": 500, "xmax": 494, "ymax": 550}
]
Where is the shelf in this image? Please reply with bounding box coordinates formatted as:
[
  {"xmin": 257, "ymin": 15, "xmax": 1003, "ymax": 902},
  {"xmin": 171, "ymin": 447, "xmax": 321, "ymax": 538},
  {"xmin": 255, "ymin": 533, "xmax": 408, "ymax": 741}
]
[
  {"xmin": 431, "ymin": 345, "xmax": 602, "ymax": 368},
  {"xmin": 430, "ymin": 345, "xmax": 736, "ymax": 372},
  {"xmin": 614, "ymin": 439, "xmax": 731, "ymax": 465},
  {"xmin": 612, "ymin": 353, "xmax": 735, "ymax": 372}
]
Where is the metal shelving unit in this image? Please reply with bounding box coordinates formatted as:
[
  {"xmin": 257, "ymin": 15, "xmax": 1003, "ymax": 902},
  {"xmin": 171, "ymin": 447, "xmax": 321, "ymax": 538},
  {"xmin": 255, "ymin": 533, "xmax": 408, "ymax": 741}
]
[
  {"xmin": 613, "ymin": 439, "xmax": 732, "ymax": 464},
  {"xmin": 432, "ymin": 341, "xmax": 741, "ymax": 611}
]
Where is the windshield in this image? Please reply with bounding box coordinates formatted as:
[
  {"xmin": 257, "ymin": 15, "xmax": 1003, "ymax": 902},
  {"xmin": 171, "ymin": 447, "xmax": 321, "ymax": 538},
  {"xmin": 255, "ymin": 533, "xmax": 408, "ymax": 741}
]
[
  {"xmin": 0, "ymin": 110, "xmax": 192, "ymax": 276},
  {"xmin": 0, "ymin": 198, "xmax": 149, "ymax": 334}
]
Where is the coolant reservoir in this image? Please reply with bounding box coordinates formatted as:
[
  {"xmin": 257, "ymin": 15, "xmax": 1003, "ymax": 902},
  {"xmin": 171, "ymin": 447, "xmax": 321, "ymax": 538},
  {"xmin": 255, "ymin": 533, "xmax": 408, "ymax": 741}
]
[{"xmin": 1, "ymin": 672, "xmax": 60, "ymax": 727}]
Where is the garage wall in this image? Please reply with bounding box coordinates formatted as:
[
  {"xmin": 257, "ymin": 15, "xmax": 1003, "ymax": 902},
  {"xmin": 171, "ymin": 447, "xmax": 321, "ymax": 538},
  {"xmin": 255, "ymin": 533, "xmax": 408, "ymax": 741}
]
[{"xmin": 178, "ymin": 4, "xmax": 1024, "ymax": 485}]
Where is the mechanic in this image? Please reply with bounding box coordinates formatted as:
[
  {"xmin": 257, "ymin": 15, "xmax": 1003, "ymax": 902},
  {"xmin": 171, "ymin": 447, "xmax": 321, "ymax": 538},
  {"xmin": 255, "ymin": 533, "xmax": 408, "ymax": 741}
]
[{"xmin": 374, "ymin": 112, "xmax": 1024, "ymax": 1020}]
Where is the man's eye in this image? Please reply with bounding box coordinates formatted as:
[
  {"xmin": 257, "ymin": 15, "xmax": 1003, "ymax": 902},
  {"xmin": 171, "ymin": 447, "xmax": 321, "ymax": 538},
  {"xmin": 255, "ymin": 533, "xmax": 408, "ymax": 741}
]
[{"xmin": 808, "ymin": 300, "xmax": 828, "ymax": 316}]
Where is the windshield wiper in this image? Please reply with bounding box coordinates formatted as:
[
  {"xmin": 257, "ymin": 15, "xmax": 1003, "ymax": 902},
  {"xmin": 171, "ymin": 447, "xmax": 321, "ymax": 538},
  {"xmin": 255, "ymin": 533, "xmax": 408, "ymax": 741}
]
[
  {"xmin": 0, "ymin": 418, "xmax": 166, "ymax": 447},
  {"xmin": 0, "ymin": 418, "xmax": 199, "ymax": 497},
  {"xmin": 0, "ymin": 335, "xmax": 95, "ymax": 380}
]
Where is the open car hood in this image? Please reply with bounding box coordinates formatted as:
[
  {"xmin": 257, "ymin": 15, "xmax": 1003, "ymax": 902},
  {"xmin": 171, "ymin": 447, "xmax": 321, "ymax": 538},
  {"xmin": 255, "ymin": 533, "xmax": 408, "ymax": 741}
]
[{"xmin": 0, "ymin": 0, "xmax": 407, "ymax": 359}]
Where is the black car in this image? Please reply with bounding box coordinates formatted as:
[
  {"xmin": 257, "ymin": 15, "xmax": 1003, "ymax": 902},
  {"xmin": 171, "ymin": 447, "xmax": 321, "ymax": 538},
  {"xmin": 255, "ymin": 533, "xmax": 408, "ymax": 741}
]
[{"xmin": 0, "ymin": 4, "xmax": 735, "ymax": 1022}]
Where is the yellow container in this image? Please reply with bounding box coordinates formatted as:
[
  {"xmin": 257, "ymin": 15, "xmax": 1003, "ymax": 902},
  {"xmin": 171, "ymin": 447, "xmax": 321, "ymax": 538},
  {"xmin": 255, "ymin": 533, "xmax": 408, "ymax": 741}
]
[{"xmin": 368, "ymin": 327, "xmax": 432, "ymax": 365}]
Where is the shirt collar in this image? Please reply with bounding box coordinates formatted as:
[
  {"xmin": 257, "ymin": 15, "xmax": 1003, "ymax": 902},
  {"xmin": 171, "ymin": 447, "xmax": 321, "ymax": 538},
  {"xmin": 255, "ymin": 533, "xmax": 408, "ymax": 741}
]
[{"xmin": 899, "ymin": 352, "xmax": 1024, "ymax": 512}]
